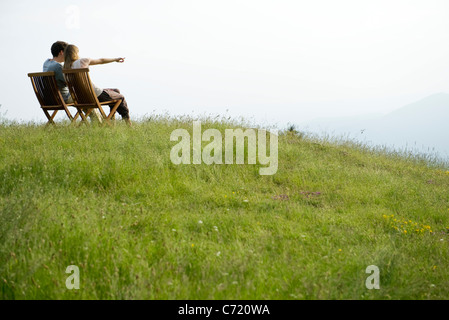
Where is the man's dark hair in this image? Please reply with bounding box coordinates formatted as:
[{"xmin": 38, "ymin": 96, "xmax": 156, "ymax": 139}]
[{"xmin": 51, "ymin": 41, "xmax": 68, "ymax": 57}]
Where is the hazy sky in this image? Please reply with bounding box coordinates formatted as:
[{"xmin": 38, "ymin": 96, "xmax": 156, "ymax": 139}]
[{"xmin": 1, "ymin": 0, "xmax": 449, "ymax": 126}]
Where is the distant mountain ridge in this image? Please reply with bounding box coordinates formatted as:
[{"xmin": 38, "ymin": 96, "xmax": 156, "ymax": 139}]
[{"xmin": 299, "ymin": 93, "xmax": 449, "ymax": 160}]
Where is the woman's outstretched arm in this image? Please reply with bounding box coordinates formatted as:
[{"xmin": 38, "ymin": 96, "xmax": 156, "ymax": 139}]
[{"xmin": 89, "ymin": 57, "xmax": 125, "ymax": 65}]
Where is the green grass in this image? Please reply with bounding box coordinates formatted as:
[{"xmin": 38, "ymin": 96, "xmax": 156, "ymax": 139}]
[{"xmin": 1, "ymin": 116, "xmax": 448, "ymax": 300}]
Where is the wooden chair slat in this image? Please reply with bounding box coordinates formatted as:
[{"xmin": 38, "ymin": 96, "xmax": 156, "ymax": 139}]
[
  {"xmin": 27, "ymin": 72, "xmax": 77, "ymax": 126},
  {"xmin": 63, "ymin": 68, "xmax": 119, "ymax": 127}
]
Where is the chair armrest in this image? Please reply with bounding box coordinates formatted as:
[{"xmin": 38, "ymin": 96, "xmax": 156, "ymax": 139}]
[{"xmin": 99, "ymin": 100, "xmax": 121, "ymax": 105}]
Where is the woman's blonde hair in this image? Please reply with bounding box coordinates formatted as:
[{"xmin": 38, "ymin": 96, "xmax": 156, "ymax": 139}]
[{"xmin": 63, "ymin": 44, "xmax": 79, "ymax": 69}]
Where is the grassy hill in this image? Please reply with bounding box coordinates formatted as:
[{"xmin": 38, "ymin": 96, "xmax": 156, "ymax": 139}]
[{"xmin": 1, "ymin": 117, "xmax": 449, "ymax": 300}]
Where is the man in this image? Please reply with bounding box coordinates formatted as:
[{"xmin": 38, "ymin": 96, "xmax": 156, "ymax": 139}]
[
  {"xmin": 43, "ymin": 41, "xmax": 72, "ymax": 103},
  {"xmin": 43, "ymin": 41, "xmax": 101, "ymax": 121}
]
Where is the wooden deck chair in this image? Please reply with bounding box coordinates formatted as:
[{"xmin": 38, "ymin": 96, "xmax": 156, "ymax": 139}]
[
  {"xmin": 63, "ymin": 68, "xmax": 120, "ymax": 126},
  {"xmin": 28, "ymin": 72, "xmax": 78, "ymax": 126}
]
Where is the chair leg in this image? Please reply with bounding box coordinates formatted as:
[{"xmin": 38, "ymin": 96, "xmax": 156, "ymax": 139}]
[
  {"xmin": 43, "ymin": 109, "xmax": 57, "ymax": 126},
  {"xmin": 77, "ymin": 108, "xmax": 89, "ymax": 126},
  {"xmin": 64, "ymin": 108, "xmax": 74, "ymax": 123},
  {"xmin": 82, "ymin": 108, "xmax": 100, "ymax": 125},
  {"xmin": 72, "ymin": 111, "xmax": 81, "ymax": 124},
  {"xmin": 97, "ymin": 106, "xmax": 107, "ymax": 120},
  {"xmin": 104, "ymin": 100, "xmax": 121, "ymax": 127},
  {"xmin": 97, "ymin": 105, "xmax": 115, "ymax": 127}
]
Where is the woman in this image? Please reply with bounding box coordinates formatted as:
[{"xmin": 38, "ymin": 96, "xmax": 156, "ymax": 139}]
[{"xmin": 64, "ymin": 44, "xmax": 131, "ymax": 126}]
